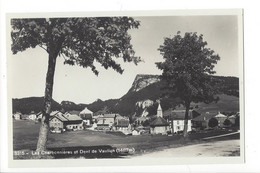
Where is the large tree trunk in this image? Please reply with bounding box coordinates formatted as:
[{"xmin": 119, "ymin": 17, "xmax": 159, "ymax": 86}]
[
  {"xmin": 183, "ymin": 102, "xmax": 190, "ymax": 138},
  {"xmin": 36, "ymin": 52, "xmax": 57, "ymax": 152}
]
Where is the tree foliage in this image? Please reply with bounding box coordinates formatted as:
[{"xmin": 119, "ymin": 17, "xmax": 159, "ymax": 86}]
[
  {"xmin": 11, "ymin": 17, "xmax": 141, "ymax": 75},
  {"xmin": 223, "ymin": 119, "xmax": 231, "ymax": 126},
  {"xmin": 156, "ymin": 32, "xmax": 221, "ymax": 137},
  {"xmin": 11, "ymin": 17, "xmax": 141, "ymax": 152},
  {"xmin": 156, "ymin": 32, "xmax": 220, "ymax": 104},
  {"xmin": 208, "ymin": 118, "xmax": 218, "ymax": 128}
]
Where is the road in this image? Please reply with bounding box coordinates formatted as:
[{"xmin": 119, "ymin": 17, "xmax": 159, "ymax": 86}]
[{"xmin": 132, "ymin": 139, "xmax": 240, "ymax": 158}]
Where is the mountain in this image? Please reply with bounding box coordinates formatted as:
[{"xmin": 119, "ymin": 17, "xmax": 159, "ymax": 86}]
[
  {"xmin": 60, "ymin": 101, "xmax": 88, "ymax": 112},
  {"xmin": 12, "ymin": 97, "xmax": 61, "ymax": 114},
  {"xmin": 12, "ymin": 74, "xmax": 240, "ymax": 117},
  {"xmin": 82, "ymin": 74, "xmax": 240, "ymax": 117}
]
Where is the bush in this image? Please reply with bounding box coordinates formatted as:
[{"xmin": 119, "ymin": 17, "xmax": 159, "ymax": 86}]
[
  {"xmin": 208, "ymin": 118, "xmax": 218, "ymax": 128},
  {"xmin": 223, "ymin": 119, "xmax": 231, "ymax": 126}
]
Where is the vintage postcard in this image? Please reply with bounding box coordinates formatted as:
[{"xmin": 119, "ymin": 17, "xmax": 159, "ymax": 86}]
[{"xmin": 6, "ymin": 9, "xmax": 244, "ymax": 167}]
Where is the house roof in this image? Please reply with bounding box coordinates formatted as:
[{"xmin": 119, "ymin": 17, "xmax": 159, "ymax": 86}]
[
  {"xmin": 228, "ymin": 115, "xmax": 237, "ymax": 119},
  {"xmin": 50, "ymin": 112, "xmax": 82, "ymax": 122},
  {"xmin": 93, "ymin": 115, "xmax": 103, "ymax": 119},
  {"xmin": 192, "ymin": 112, "xmax": 217, "ymax": 121},
  {"xmin": 36, "ymin": 112, "xmax": 42, "ymax": 115},
  {"xmin": 53, "ymin": 114, "xmax": 69, "ymax": 122},
  {"xmin": 80, "ymin": 107, "xmax": 93, "ymax": 115},
  {"xmin": 50, "ymin": 111, "xmax": 62, "ymax": 116},
  {"xmin": 215, "ymin": 112, "xmax": 227, "ymax": 118},
  {"xmin": 150, "ymin": 117, "xmax": 169, "ymax": 127},
  {"xmin": 63, "ymin": 113, "xmax": 82, "ymax": 121},
  {"xmin": 103, "ymin": 113, "xmax": 118, "ymax": 118}
]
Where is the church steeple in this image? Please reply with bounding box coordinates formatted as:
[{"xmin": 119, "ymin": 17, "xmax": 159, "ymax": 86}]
[{"xmin": 157, "ymin": 102, "xmax": 163, "ymax": 117}]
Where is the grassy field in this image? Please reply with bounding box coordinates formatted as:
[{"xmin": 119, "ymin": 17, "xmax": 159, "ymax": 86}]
[{"xmin": 13, "ymin": 120, "xmax": 239, "ymax": 159}]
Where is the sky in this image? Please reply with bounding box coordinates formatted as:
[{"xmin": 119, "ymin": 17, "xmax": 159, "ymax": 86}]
[{"xmin": 9, "ymin": 15, "xmax": 239, "ymax": 104}]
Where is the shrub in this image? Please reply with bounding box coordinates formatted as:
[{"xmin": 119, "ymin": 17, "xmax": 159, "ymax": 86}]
[
  {"xmin": 208, "ymin": 118, "xmax": 218, "ymax": 128},
  {"xmin": 223, "ymin": 119, "xmax": 231, "ymax": 126}
]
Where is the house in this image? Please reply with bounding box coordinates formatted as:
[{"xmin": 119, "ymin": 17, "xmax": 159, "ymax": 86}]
[
  {"xmin": 49, "ymin": 112, "xmax": 83, "ymax": 132},
  {"xmin": 98, "ymin": 113, "xmax": 118, "ymax": 126},
  {"xmin": 13, "ymin": 112, "xmax": 22, "ymax": 120},
  {"xmin": 228, "ymin": 114, "xmax": 237, "ymax": 124},
  {"xmin": 215, "ymin": 112, "xmax": 228, "ymax": 127},
  {"xmin": 92, "ymin": 114, "xmax": 104, "ymax": 123},
  {"xmin": 135, "ymin": 116, "xmax": 150, "ymax": 126},
  {"xmin": 49, "ymin": 113, "xmax": 66, "ymax": 133},
  {"xmin": 96, "ymin": 118, "xmax": 110, "ymax": 130},
  {"xmin": 163, "ymin": 108, "xmax": 192, "ymax": 133},
  {"xmin": 79, "ymin": 107, "xmax": 93, "ymax": 125},
  {"xmin": 21, "ymin": 114, "xmax": 29, "ymax": 120},
  {"xmin": 192, "ymin": 111, "xmax": 228, "ymax": 129},
  {"xmin": 36, "ymin": 112, "xmax": 43, "ymax": 121},
  {"xmin": 114, "ymin": 116, "xmax": 131, "ymax": 134},
  {"xmin": 192, "ymin": 112, "xmax": 217, "ymax": 130},
  {"xmin": 150, "ymin": 103, "xmax": 170, "ymax": 135},
  {"xmin": 87, "ymin": 122, "xmax": 98, "ymax": 130},
  {"xmin": 63, "ymin": 112, "xmax": 84, "ymax": 130},
  {"xmin": 28, "ymin": 111, "xmax": 37, "ymax": 121},
  {"xmin": 96, "ymin": 113, "xmax": 119, "ymax": 131},
  {"xmin": 132, "ymin": 129, "xmax": 140, "ymax": 135}
]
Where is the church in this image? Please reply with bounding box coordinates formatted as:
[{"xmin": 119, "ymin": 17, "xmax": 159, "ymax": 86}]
[{"xmin": 150, "ymin": 103, "xmax": 170, "ymax": 135}]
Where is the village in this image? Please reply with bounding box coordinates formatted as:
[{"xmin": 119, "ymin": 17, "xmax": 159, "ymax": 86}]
[{"xmin": 12, "ymin": 99, "xmax": 240, "ymax": 136}]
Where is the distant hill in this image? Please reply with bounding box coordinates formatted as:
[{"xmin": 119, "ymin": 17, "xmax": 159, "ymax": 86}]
[
  {"xmin": 12, "ymin": 97, "xmax": 61, "ymax": 114},
  {"xmin": 12, "ymin": 74, "xmax": 240, "ymax": 118},
  {"xmin": 191, "ymin": 94, "xmax": 239, "ymax": 114},
  {"xmin": 83, "ymin": 74, "xmax": 240, "ymax": 117},
  {"xmin": 60, "ymin": 101, "xmax": 88, "ymax": 112}
]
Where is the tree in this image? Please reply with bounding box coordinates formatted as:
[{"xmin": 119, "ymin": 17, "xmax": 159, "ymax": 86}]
[
  {"xmin": 235, "ymin": 116, "xmax": 240, "ymax": 128},
  {"xmin": 11, "ymin": 17, "xmax": 140, "ymax": 152},
  {"xmin": 156, "ymin": 32, "xmax": 220, "ymax": 137},
  {"xmin": 208, "ymin": 118, "xmax": 218, "ymax": 128},
  {"xmin": 223, "ymin": 119, "xmax": 231, "ymax": 126}
]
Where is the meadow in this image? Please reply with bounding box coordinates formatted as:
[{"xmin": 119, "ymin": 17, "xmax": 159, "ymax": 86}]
[{"xmin": 13, "ymin": 120, "xmax": 239, "ymax": 159}]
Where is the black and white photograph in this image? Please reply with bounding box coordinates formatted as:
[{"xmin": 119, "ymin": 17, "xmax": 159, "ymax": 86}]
[{"xmin": 6, "ymin": 9, "xmax": 244, "ymax": 167}]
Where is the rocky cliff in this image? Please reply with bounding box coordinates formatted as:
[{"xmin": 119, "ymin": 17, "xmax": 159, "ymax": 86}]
[{"xmin": 128, "ymin": 74, "xmax": 160, "ymax": 92}]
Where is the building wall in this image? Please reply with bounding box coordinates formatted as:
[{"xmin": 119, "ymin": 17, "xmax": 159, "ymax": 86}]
[
  {"xmin": 98, "ymin": 117, "xmax": 115, "ymax": 127},
  {"xmin": 29, "ymin": 114, "xmax": 37, "ymax": 120},
  {"xmin": 49, "ymin": 117, "xmax": 64, "ymax": 129},
  {"xmin": 216, "ymin": 117, "xmax": 227, "ymax": 127},
  {"xmin": 150, "ymin": 126, "xmax": 169, "ymax": 135},
  {"xmin": 66, "ymin": 121, "xmax": 84, "ymax": 130},
  {"xmin": 172, "ymin": 120, "xmax": 191, "ymax": 133},
  {"xmin": 13, "ymin": 114, "xmax": 21, "ymax": 120},
  {"xmin": 229, "ymin": 118, "xmax": 236, "ymax": 124}
]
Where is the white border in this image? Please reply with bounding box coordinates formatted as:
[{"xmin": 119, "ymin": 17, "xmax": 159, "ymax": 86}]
[
  {"xmin": 6, "ymin": 9, "xmax": 244, "ymax": 168},
  {"xmin": 1, "ymin": 0, "xmax": 259, "ymax": 172}
]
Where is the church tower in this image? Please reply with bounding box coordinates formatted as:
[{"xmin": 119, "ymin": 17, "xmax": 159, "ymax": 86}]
[{"xmin": 157, "ymin": 102, "xmax": 163, "ymax": 117}]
